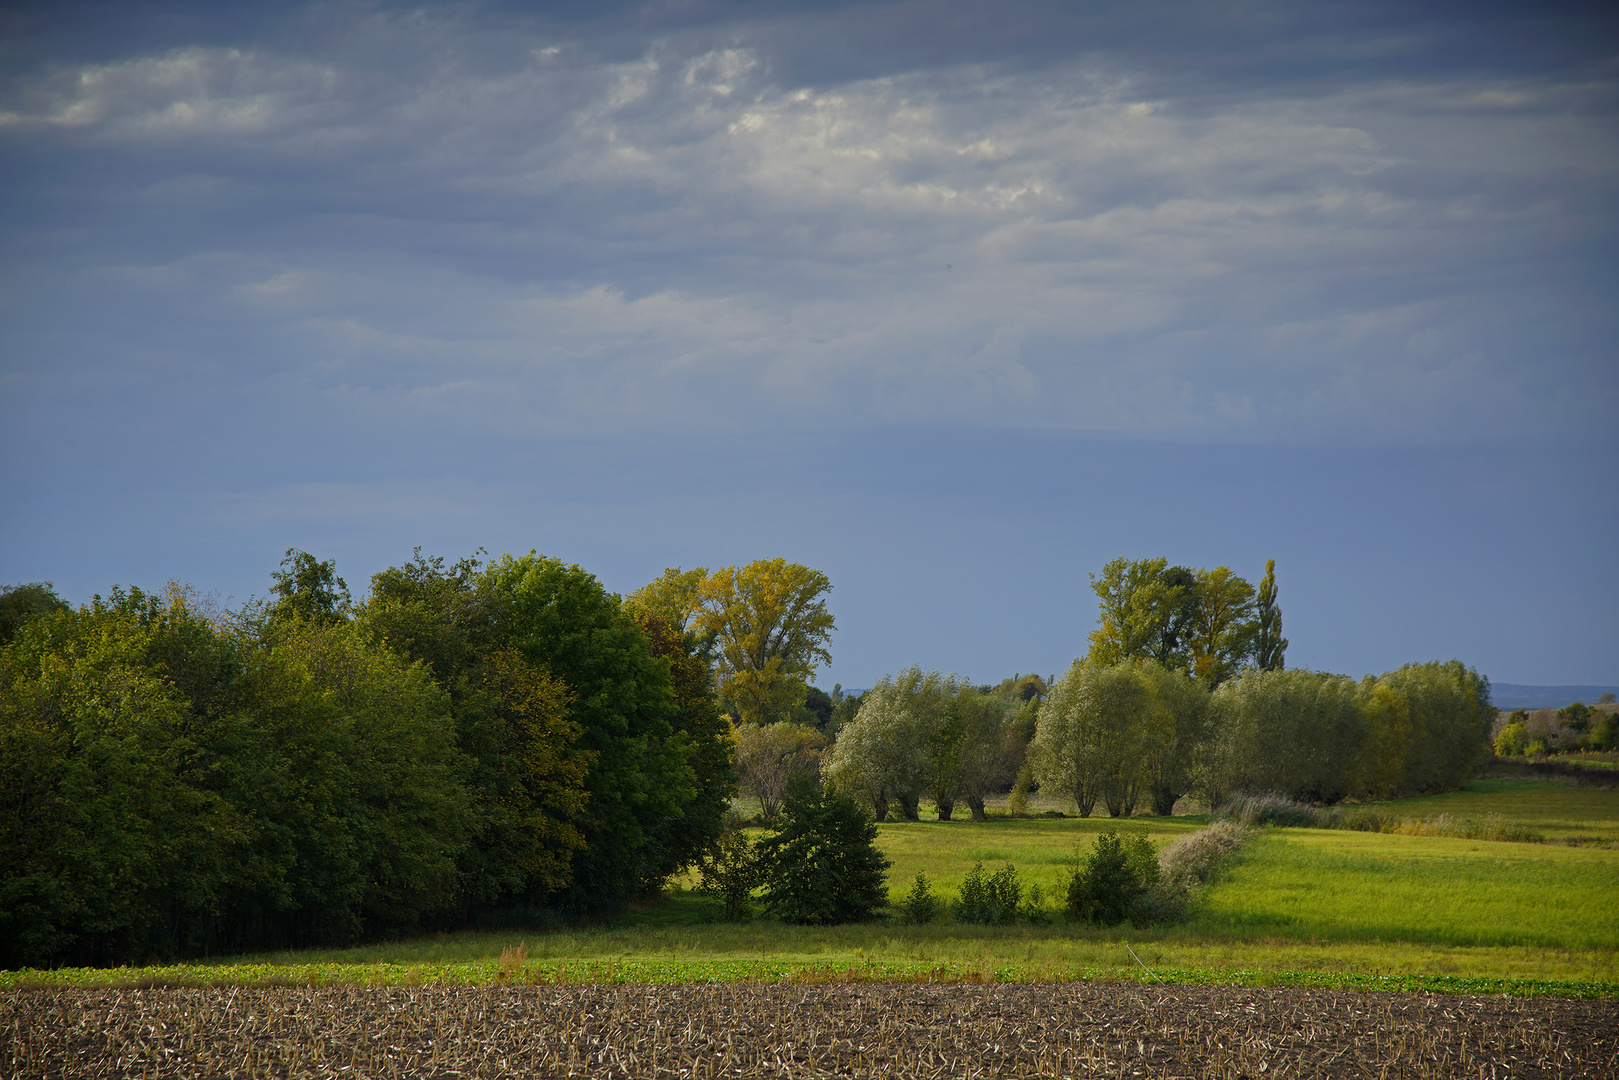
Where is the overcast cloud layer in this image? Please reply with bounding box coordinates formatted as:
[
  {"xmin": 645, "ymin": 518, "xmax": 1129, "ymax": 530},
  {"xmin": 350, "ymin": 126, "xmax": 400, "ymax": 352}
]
[{"xmin": 2, "ymin": 1, "xmax": 1616, "ymax": 686}]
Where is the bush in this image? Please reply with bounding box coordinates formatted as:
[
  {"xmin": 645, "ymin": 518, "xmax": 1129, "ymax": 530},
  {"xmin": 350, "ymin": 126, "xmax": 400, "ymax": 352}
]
[
  {"xmin": 951, "ymin": 862, "xmax": 1024, "ymax": 925},
  {"xmin": 697, "ymin": 829, "xmax": 761, "ymax": 921},
  {"xmin": 898, "ymin": 873, "xmax": 942, "ymax": 925},
  {"xmin": 756, "ymin": 778, "xmax": 890, "ymax": 925},
  {"xmin": 1494, "ymin": 721, "xmax": 1528, "ymax": 757},
  {"xmin": 1066, "ymin": 831, "xmax": 1160, "ymax": 926}
]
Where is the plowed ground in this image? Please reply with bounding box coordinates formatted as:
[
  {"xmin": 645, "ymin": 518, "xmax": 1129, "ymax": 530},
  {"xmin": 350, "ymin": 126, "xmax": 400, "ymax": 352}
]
[{"xmin": 3, "ymin": 983, "xmax": 1614, "ymax": 1079}]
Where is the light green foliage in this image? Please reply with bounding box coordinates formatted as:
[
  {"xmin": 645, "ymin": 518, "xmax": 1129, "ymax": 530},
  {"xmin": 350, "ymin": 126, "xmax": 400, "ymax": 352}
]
[
  {"xmin": 696, "ymin": 560, "xmax": 835, "ymax": 726},
  {"xmin": 624, "ymin": 567, "xmax": 708, "ymax": 632},
  {"xmin": 1495, "ymin": 720, "xmax": 1529, "ymax": 757},
  {"xmin": 824, "ymin": 667, "xmax": 951, "ymax": 820},
  {"xmin": 1184, "ymin": 566, "xmax": 1257, "ymax": 687},
  {"xmin": 949, "ymin": 687, "xmax": 1017, "ymax": 820},
  {"xmin": 1085, "ymin": 558, "xmax": 1189, "ymax": 668},
  {"xmin": 1137, "ymin": 663, "xmax": 1210, "ymax": 816},
  {"xmin": 1207, "ymin": 668, "xmax": 1365, "ymax": 805},
  {"xmin": 1383, "ymin": 661, "xmax": 1494, "ymax": 794},
  {"xmin": 732, "ymin": 720, "xmax": 824, "ymax": 822},
  {"xmin": 951, "ymin": 862, "xmax": 1024, "ymax": 925},
  {"xmin": 1030, "ymin": 660, "xmax": 1153, "ymax": 817},
  {"xmin": 756, "ymin": 779, "xmax": 890, "ymax": 925},
  {"xmin": 697, "ymin": 829, "xmax": 761, "ymax": 921}
]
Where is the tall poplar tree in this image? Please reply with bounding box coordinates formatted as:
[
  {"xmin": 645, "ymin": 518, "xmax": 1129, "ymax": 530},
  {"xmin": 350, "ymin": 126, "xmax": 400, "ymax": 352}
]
[{"xmin": 1253, "ymin": 559, "xmax": 1288, "ymax": 671}]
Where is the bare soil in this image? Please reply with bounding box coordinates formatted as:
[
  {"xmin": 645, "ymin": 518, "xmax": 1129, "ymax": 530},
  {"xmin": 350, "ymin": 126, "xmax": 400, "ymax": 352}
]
[{"xmin": 3, "ymin": 982, "xmax": 1613, "ymax": 1079}]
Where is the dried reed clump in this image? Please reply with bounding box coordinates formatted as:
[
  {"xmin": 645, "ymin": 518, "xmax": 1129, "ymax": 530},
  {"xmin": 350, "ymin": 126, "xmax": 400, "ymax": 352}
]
[
  {"xmin": 2, "ymin": 982, "xmax": 1613, "ymax": 1079},
  {"xmin": 1217, "ymin": 792, "xmax": 1547, "ymax": 843},
  {"xmin": 1156, "ymin": 820, "xmax": 1256, "ymax": 890},
  {"xmin": 1216, "ymin": 791, "xmax": 1323, "ymax": 828}
]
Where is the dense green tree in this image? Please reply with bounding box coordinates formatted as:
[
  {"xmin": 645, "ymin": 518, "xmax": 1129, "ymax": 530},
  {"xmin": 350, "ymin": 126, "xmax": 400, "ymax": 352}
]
[
  {"xmin": 1206, "ymin": 667, "xmax": 1364, "ymax": 805},
  {"xmin": 631, "ymin": 610, "xmax": 735, "ymax": 868},
  {"xmin": 268, "ymin": 549, "xmax": 351, "ymax": 625},
  {"xmin": 361, "ymin": 552, "xmax": 592, "ymax": 915},
  {"xmin": 1085, "ymin": 558, "xmax": 1189, "ymax": 668},
  {"xmin": 949, "ymin": 686, "xmax": 1017, "ymax": 820},
  {"xmin": 1137, "ymin": 662, "xmax": 1211, "ymax": 816},
  {"xmin": 0, "ymin": 583, "xmax": 70, "ymax": 646},
  {"xmin": 483, "ymin": 552, "xmax": 695, "ymax": 908},
  {"xmin": 756, "ymin": 777, "xmax": 890, "ymax": 925},
  {"xmin": 0, "ymin": 584, "xmax": 474, "ymax": 966},
  {"xmin": 1185, "ymin": 567, "xmax": 1257, "ymax": 687},
  {"xmin": 1382, "ymin": 661, "xmax": 1493, "ymax": 794}
]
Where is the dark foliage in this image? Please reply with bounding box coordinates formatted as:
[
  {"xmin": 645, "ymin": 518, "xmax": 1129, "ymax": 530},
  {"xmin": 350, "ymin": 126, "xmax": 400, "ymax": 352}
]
[
  {"xmin": 1066, "ymin": 830, "xmax": 1159, "ymax": 926},
  {"xmin": 757, "ymin": 778, "xmax": 890, "ymax": 925}
]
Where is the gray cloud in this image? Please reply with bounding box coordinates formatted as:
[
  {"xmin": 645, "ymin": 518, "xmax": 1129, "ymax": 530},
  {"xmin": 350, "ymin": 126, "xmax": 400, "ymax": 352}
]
[{"xmin": 2, "ymin": 2, "xmax": 1615, "ymax": 454}]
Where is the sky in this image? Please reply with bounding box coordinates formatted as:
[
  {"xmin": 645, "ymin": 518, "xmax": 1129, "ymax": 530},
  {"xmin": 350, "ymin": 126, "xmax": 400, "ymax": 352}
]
[{"xmin": 2, "ymin": 0, "xmax": 1615, "ymax": 689}]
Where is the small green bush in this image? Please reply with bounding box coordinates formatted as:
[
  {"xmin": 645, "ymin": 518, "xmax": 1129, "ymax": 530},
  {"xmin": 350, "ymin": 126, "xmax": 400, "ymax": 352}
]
[
  {"xmin": 697, "ymin": 829, "xmax": 761, "ymax": 921},
  {"xmin": 951, "ymin": 862, "xmax": 1023, "ymax": 925},
  {"xmin": 1066, "ymin": 831, "xmax": 1159, "ymax": 926},
  {"xmin": 756, "ymin": 778, "xmax": 891, "ymax": 925},
  {"xmin": 898, "ymin": 873, "xmax": 942, "ymax": 924}
]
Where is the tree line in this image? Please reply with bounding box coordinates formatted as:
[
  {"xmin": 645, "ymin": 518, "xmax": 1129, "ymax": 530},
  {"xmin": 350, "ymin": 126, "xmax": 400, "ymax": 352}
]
[
  {"xmin": 0, "ymin": 550, "xmax": 838, "ymax": 967},
  {"xmin": 819, "ymin": 558, "xmax": 1494, "ymax": 823},
  {"xmin": 1, "ymin": 551, "xmax": 1497, "ymax": 963}
]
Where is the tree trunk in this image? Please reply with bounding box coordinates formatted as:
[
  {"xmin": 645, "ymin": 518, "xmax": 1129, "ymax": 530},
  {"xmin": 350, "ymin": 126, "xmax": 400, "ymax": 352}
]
[
  {"xmin": 967, "ymin": 795, "xmax": 987, "ymax": 821},
  {"xmin": 935, "ymin": 797, "xmax": 954, "ymax": 821},
  {"xmin": 870, "ymin": 792, "xmax": 889, "ymax": 822},
  {"xmin": 897, "ymin": 793, "xmax": 920, "ymax": 820}
]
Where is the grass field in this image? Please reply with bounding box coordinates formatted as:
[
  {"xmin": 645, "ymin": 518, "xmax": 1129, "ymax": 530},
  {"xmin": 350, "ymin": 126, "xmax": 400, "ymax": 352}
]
[{"xmin": 5, "ymin": 778, "xmax": 1616, "ymax": 997}]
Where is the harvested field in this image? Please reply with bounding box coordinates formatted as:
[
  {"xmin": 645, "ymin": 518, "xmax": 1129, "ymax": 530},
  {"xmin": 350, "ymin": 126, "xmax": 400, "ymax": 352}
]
[{"xmin": 3, "ymin": 983, "xmax": 1614, "ymax": 1079}]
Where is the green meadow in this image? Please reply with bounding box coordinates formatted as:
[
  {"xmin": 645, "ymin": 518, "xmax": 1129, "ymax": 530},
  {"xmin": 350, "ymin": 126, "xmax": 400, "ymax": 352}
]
[{"xmin": 7, "ymin": 779, "xmax": 1616, "ymax": 997}]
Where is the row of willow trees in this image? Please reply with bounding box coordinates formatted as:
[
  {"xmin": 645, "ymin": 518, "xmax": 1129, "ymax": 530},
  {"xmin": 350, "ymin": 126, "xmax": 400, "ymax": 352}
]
[
  {"xmin": 826, "ymin": 660, "xmax": 1495, "ymax": 823},
  {"xmin": 0, "ymin": 551, "xmax": 735, "ymax": 969}
]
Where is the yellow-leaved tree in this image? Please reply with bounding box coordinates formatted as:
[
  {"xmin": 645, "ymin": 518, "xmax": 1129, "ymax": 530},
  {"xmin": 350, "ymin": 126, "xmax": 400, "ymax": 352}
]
[{"xmin": 696, "ymin": 559, "xmax": 835, "ymax": 726}]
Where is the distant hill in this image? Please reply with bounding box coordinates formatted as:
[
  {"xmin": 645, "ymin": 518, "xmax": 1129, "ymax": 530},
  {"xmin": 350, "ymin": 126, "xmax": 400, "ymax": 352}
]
[{"xmin": 1489, "ymin": 683, "xmax": 1618, "ymax": 710}]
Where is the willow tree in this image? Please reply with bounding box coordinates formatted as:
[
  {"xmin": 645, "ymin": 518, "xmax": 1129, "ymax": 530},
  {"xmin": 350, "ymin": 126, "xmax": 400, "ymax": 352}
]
[{"xmin": 1030, "ymin": 660, "xmax": 1153, "ymax": 817}]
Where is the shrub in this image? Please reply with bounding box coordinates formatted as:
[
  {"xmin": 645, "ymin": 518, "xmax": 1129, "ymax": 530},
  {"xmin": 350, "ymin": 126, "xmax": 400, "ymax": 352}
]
[
  {"xmin": 898, "ymin": 873, "xmax": 942, "ymax": 925},
  {"xmin": 1494, "ymin": 721, "xmax": 1528, "ymax": 757},
  {"xmin": 1066, "ymin": 831, "xmax": 1159, "ymax": 926},
  {"xmin": 756, "ymin": 778, "xmax": 891, "ymax": 925},
  {"xmin": 697, "ymin": 829, "xmax": 761, "ymax": 921},
  {"xmin": 951, "ymin": 862, "xmax": 1023, "ymax": 925}
]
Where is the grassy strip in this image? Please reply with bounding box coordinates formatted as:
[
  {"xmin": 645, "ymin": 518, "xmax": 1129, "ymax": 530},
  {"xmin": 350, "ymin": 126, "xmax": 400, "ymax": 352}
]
[{"xmin": 4, "ymin": 958, "xmax": 1614, "ymax": 999}]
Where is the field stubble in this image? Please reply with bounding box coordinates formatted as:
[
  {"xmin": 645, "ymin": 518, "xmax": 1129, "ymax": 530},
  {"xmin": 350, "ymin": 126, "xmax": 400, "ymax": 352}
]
[{"xmin": 3, "ymin": 983, "xmax": 1614, "ymax": 1079}]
